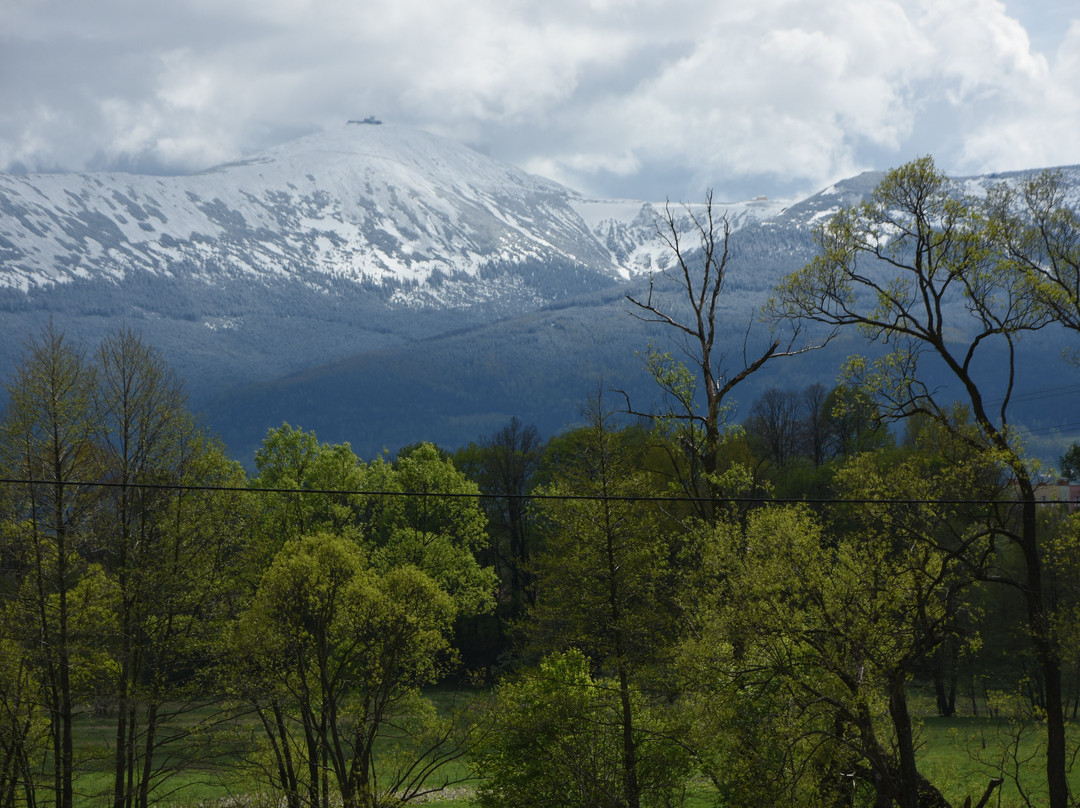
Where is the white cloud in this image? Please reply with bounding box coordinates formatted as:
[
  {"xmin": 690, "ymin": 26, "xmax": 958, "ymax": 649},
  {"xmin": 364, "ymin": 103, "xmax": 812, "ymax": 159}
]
[
  {"xmin": 920, "ymin": 0, "xmax": 1046, "ymax": 96},
  {"xmin": 519, "ymin": 0, "xmax": 937, "ymax": 196},
  {"xmin": 955, "ymin": 19, "xmax": 1080, "ymax": 172},
  {"xmin": 0, "ymin": 0, "xmax": 1077, "ymax": 198}
]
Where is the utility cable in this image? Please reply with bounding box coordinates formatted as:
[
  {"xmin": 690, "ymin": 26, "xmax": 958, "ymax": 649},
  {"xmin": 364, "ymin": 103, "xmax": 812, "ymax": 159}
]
[{"xmin": 0, "ymin": 477, "xmax": 1075, "ymax": 507}]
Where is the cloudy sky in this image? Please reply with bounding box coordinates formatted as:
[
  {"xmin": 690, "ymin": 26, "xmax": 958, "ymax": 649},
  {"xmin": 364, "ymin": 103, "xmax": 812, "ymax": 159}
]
[{"xmin": 2, "ymin": 0, "xmax": 1078, "ymax": 201}]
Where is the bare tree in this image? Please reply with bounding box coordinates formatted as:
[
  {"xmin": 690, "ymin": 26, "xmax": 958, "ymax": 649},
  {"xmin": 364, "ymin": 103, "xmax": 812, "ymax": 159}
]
[
  {"xmin": 624, "ymin": 192, "xmax": 814, "ymax": 518},
  {"xmin": 744, "ymin": 388, "xmax": 802, "ymax": 470},
  {"xmin": 797, "ymin": 382, "xmax": 832, "ymax": 467}
]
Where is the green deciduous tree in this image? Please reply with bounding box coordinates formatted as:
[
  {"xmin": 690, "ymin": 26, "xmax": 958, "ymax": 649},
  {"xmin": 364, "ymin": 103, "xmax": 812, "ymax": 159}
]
[
  {"xmin": 253, "ymin": 423, "xmax": 367, "ymax": 549},
  {"xmin": 237, "ymin": 428, "xmax": 496, "ymax": 808},
  {"xmin": 988, "ymin": 169, "xmax": 1080, "ymax": 351},
  {"xmin": 1, "ymin": 325, "xmax": 99, "ymax": 808},
  {"xmin": 237, "ymin": 531, "xmax": 459, "ymax": 808},
  {"xmin": 768, "ymin": 155, "xmax": 1074, "ymax": 807},
  {"xmin": 677, "ymin": 499, "xmax": 986, "ymax": 808},
  {"xmin": 93, "ymin": 327, "xmax": 252, "ymax": 808},
  {"xmin": 526, "ymin": 399, "xmax": 682, "ymax": 808},
  {"xmin": 0, "ymin": 631, "xmax": 48, "ymax": 808},
  {"xmin": 1, "ymin": 326, "xmax": 252, "ymax": 808},
  {"xmin": 477, "ymin": 649, "xmax": 687, "ymax": 808},
  {"xmin": 365, "ymin": 442, "xmax": 495, "ymax": 617}
]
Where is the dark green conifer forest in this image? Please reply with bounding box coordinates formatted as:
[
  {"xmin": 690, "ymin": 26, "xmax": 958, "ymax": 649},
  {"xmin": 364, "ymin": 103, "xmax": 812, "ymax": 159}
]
[{"xmin": 2, "ymin": 159, "xmax": 1080, "ymax": 808}]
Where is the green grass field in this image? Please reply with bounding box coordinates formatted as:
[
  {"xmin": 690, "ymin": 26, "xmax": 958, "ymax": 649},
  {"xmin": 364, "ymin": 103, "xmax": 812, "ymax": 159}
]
[
  {"xmin": 57, "ymin": 694, "xmax": 1076, "ymax": 808},
  {"xmin": 916, "ymin": 714, "xmax": 1078, "ymax": 808}
]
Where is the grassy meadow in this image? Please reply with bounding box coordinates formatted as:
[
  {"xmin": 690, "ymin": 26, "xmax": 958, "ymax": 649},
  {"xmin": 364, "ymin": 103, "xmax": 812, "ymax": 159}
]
[{"xmin": 54, "ymin": 690, "xmax": 1076, "ymax": 808}]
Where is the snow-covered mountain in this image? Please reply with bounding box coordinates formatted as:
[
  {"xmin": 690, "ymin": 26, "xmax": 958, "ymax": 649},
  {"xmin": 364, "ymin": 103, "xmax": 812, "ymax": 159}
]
[
  {"xmin": 1, "ymin": 123, "xmax": 1077, "ymax": 461},
  {"xmin": 0, "ymin": 122, "xmax": 794, "ymax": 402},
  {"xmin": 0, "ymin": 123, "xmax": 611, "ymax": 297},
  {"xmin": 0, "ymin": 121, "xmax": 793, "ymax": 299}
]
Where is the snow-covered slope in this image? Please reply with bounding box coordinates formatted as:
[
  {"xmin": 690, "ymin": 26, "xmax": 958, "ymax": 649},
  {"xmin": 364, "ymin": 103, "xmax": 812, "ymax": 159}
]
[
  {"xmin": 0, "ymin": 122, "xmax": 809, "ymax": 303},
  {"xmin": 569, "ymin": 193, "xmax": 794, "ymax": 277},
  {"xmin": 0, "ymin": 123, "xmax": 621, "ymax": 300}
]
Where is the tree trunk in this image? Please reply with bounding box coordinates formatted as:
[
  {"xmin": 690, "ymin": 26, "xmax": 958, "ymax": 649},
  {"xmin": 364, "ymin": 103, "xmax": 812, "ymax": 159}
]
[
  {"xmin": 137, "ymin": 702, "xmax": 158, "ymax": 808},
  {"xmin": 933, "ymin": 642, "xmax": 957, "ymax": 717},
  {"xmin": 55, "ymin": 495, "xmax": 73, "ymax": 808},
  {"xmin": 112, "ymin": 617, "xmax": 132, "ymax": 808},
  {"xmin": 888, "ymin": 676, "xmax": 920, "ymax": 808},
  {"xmin": 1018, "ymin": 496, "xmax": 1070, "ymax": 808},
  {"xmin": 274, "ymin": 704, "xmax": 302, "ymax": 808},
  {"xmin": 601, "ymin": 468, "xmax": 641, "ymax": 808},
  {"xmin": 616, "ymin": 663, "xmax": 641, "ymax": 808}
]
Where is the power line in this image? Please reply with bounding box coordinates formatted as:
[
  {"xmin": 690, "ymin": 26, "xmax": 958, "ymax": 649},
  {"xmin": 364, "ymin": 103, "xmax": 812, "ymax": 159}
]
[
  {"xmin": 985, "ymin": 382, "xmax": 1080, "ymax": 406},
  {"xmin": 1022, "ymin": 420, "xmax": 1080, "ymax": 437},
  {"xmin": 0, "ymin": 477, "xmax": 1074, "ymax": 507}
]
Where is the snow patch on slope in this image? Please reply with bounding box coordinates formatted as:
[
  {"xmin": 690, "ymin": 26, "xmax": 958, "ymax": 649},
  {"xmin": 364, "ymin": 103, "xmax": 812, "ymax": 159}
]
[{"xmin": 0, "ymin": 124, "xmax": 618, "ymax": 300}]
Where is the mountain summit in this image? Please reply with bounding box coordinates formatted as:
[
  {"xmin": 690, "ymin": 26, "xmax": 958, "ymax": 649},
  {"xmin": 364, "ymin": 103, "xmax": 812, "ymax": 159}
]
[{"xmin": 0, "ymin": 123, "xmax": 623, "ymax": 298}]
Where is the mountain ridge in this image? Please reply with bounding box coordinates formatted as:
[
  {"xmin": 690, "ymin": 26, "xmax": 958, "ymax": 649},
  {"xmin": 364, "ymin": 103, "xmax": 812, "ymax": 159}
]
[
  {"xmin": 0, "ymin": 123, "xmax": 616, "ymax": 295},
  {"xmin": 2, "ymin": 124, "xmax": 1077, "ymax": 462}
]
